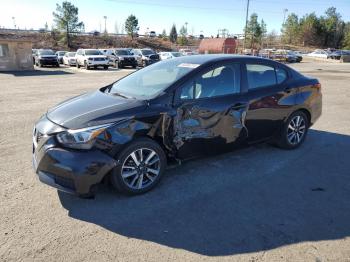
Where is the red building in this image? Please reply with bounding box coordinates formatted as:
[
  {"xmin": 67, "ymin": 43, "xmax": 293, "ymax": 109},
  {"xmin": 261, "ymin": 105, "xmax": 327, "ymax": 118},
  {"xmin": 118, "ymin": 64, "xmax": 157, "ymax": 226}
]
[{"xmin": 198, "ymin": 38, "xmax": 237, "ymax": 54}]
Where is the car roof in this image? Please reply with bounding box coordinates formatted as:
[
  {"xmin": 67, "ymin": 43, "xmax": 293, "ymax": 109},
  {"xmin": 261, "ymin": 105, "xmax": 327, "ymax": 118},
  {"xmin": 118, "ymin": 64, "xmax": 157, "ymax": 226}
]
[{"xmin": 168, "ymin": 54, "xmax": 276, "ymax": 64}]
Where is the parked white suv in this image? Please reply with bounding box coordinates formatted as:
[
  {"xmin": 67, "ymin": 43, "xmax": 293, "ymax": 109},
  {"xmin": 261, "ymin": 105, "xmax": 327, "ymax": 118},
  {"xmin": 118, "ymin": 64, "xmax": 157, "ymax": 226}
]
[{"xmin": 75, "ymin": 49, "xmax": 109, "ymax": 70}]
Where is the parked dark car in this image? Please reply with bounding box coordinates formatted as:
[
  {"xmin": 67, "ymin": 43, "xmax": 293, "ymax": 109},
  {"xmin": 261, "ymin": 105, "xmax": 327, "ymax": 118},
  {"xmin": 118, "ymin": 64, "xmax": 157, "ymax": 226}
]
[
  {"xmin": 55, "ymin": 51, "xmax": 67, "ymax": 64},
  {"xmin": 102, "ymin": 48, "xmax": 137, "ymax": 68},
  {"xmin": 131, "ymin": 48, "xmax": 160, "ymax": 67},
  {"xmin": 34, "ymin": 49, "xmax": 59, "ymax": 67},
  {"xmin": 32, "ymin": 55, "xmax": 322, "ymax": 197},
  {"xmin": 329, "ymin": 50, "xmax": 350, "ymax": 60}
]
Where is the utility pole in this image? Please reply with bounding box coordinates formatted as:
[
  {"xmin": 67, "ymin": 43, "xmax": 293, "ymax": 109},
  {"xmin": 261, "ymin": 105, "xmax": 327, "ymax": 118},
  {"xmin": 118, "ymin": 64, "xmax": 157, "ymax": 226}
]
[
  {"xmin": 282, "ymin": 9, "xmax": 288, "ymax": 51},
  {"xmin": 103, "ymin": 16, "xmax": 107, "ymax": 34},
  {"xmin": 243, "ymin": 0, "xmax": 250, "ymax": 50},
  {"xmin": 185, "ymin": 22, "xmax": 188, "ymax": 36}
]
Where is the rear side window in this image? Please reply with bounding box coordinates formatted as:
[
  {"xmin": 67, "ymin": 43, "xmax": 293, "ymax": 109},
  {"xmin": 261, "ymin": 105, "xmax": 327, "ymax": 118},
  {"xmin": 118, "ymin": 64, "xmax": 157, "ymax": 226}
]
[
  {"xmin": 276, "ymin": 67, "xmax": 288, "ymax": 84},
  {"xmin": 246, "ymin": 64, "xmax": 276, "ymax": 89}
]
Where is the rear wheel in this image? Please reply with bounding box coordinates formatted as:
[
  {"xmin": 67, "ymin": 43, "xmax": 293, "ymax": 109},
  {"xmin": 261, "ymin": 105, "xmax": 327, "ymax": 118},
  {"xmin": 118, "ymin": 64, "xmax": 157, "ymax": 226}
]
[
  {"xmin": 110, "ymin": 138, "xmax": 166, "ymax": 195},
  {"xmin": 76, "ymin": 62, "xmax": 80, "ymax": 69},
  {"xmin": 277, "ymin": 111, "xmax": 309, "ymax": 149}
]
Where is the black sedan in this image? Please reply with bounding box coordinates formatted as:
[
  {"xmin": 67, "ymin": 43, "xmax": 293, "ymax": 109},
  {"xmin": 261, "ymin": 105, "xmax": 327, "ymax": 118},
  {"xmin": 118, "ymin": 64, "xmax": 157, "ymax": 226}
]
[
  {"xmin": 34, "ymin": 49, "xmax": 59, "ymax": 67},
  {"xmin": 32, "ymin": 55, "xmax": 322, "ymax": 197}
]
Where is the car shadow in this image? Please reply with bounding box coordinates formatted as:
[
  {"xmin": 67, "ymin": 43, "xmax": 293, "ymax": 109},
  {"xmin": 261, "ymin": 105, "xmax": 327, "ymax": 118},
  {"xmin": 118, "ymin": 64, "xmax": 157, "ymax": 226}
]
[
  {"xmin": 0, "ymin": 69, "xmax": 73, "ymax": 76},
  {"xmin": 58, "ymin": 129, "xmax": 350, "ymax": 256}
]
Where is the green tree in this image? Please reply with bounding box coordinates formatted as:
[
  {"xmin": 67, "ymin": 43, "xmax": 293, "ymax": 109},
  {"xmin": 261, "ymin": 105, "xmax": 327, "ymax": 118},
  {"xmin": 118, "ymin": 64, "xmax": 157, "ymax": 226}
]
[
  {"xmin": 169, "ymin": 24, "xmax": 178, "ymax": 43},
  {"xmin": 161, "ymin": 29, "xmax": 167, "ymax": 40},
  {"xmin": 177, "ymin": 25, "xmax": 188, "ymax": 46},
  {"xmin": 299, "ymin": 13, "xmax": 321, "ymax": 46},
  {"xmin": 179, "ymin": 25, "xmax": 187, "ymax": 37},
  {"xmin": 52, "ymin": 1, "xmax": 84, "ymax": 47},
  {"xmin": 125, "ymin": 15, "xmax": 139, "ymax": 39},
  {"xmin": 245, "ymin": 13, "xmax": 262, "ymax": 48},
  {"xmin": 282, "ymin": 13, "xmax": 300, "ymax": 45},
  {"xmin": 321, "ymin": 7, "xmax": 343, "ymax": 48},
  {"xmin": 343, "ymin": 23, "xmax": 350, "ymax": 49}
]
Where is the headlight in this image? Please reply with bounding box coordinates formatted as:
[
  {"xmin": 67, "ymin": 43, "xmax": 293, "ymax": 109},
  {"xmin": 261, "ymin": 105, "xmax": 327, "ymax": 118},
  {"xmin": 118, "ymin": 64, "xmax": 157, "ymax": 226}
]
[
  {"xmin": 56, "ymin": 123, "xmax": 112, "ymax": 149},
  {"xmin": 119, "ymin": 57, "xmax": 124, "ymax": 61},
  {"xmin": 144, "ymin": 56, "xmax": 150, "ymax": 60}
]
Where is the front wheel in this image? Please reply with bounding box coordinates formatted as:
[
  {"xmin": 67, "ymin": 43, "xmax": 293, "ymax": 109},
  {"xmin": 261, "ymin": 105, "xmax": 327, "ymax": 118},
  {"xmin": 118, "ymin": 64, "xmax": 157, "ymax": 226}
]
[
  {"xmin": 277, "ymin": 111, "xmax": 309, "ymax": 149},
  {"xmin": 110, "ymin": 138, "xmax": 167, "ymax": 195}
]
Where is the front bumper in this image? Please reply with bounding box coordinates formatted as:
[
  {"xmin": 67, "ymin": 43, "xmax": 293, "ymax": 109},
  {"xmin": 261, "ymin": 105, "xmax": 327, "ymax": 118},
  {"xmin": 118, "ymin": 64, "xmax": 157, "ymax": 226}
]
[
  {"xmin": 32, "ymin": 117, "xmax": 116, "ymax": 195},
  {"xmin": 119, "ymin": 59, "xmax": 137, "ymax": 67},
  {"xmin": 39, "ymin": 59, "xmax": 59, "ymax": 65},
  {"xmin": 87, "ymin": 60, "xmax": 109, "ymax": 66}
]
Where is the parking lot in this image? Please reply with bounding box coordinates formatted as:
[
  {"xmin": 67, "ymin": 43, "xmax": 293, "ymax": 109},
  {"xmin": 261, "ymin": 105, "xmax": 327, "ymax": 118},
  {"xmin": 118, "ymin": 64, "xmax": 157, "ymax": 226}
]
[{"xmin": 1, "ymin": 61, "xmax": 350, "ymax": 261}]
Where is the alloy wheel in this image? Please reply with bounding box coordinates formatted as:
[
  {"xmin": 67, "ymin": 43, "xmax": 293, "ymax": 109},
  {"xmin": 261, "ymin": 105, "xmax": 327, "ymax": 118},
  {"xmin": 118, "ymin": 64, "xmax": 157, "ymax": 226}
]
[
  {"xmin": 121, "ymin": 148, "xmax": 161, "ymax": 189},
  {"xmin": 287, "ymin": 115, "xmax": 306, "ymax": 145}
]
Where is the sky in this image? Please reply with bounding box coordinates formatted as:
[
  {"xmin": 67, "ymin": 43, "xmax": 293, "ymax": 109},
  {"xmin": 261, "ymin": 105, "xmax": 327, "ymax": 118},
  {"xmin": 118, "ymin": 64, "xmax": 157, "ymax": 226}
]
[{"xmin": 0, "ymin": 0, "xmax": 349, "ymax": 36}]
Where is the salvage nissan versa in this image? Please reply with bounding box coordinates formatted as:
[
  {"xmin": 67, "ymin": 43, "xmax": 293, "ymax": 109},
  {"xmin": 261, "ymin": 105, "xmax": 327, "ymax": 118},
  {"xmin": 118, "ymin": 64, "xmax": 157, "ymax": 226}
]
[{"xmin": 32, "ymin": 55, "xmax": 322, "ymax": 197}]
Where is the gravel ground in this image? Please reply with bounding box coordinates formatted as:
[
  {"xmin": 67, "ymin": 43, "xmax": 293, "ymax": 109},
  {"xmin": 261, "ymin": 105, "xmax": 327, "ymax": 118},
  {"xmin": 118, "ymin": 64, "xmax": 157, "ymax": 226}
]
[{"xmin": 0, "ymin": 61, "xmax": 350, "ymax": 262}]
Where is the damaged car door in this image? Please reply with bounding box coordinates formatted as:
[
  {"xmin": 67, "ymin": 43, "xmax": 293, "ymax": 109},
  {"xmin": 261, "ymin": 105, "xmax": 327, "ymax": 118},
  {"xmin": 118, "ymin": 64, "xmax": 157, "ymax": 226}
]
[{"xmin": 173, "ymin": 62, "xmax": 248, "ymax": 158}]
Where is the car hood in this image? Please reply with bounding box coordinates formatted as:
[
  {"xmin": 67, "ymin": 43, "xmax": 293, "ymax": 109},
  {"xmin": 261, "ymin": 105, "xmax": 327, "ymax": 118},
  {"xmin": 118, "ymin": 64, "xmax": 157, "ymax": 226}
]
[{"xmin": 47, "ymin": 90, "xmax": 146, "ymax": 129}]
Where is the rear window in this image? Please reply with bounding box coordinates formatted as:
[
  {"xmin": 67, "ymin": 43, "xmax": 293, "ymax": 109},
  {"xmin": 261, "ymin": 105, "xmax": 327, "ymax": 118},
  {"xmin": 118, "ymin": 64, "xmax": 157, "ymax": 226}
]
[{"xmin": 246, "ymin": 64, "xmax": 276, "ymax": 89}]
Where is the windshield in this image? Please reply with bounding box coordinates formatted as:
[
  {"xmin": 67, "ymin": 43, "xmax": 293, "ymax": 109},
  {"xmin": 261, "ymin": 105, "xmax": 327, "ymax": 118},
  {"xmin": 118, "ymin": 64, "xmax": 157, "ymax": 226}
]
[
  {"xmin": 67, "ymin": 52, "xmax": 76, "ymax": 57},
  {"xmin": 85, "ymin": 50, "xmax": 102, "ymax": 56},
  {"xmin": 39, "ymin": 50, "xmax": 54, "ymax": 55},
  {"xmin": 109, "ymin": 59, "xmax": 199, "ymax": 99},
  {"xmin": 58, "ymin": 51, "xmax": 66, "ymax": 55},
  {"xmin": 116, "ymin": 50, "xmax": 129, "ymax": 55},
  {"xmin": 141, "ymin": 49, "xmax": 155, "ymax": 55}
]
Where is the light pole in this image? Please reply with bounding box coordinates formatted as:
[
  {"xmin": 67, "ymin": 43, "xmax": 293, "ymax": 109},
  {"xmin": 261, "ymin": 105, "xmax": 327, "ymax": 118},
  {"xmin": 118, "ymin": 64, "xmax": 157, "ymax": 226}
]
[
  {"xmin": 103, "ymin": 16, "xmax": 107, "ymax": 33},
  {"xmin": 243, "ymin": 0, "xmax": 250, "ymax": 50},
  {"xmin": 12, "ymin": 17, "xmax": 16, "ymax": 29},
  {"xmin": 282, "ymin": 9, "xmax": 288, "ymax": 51}
]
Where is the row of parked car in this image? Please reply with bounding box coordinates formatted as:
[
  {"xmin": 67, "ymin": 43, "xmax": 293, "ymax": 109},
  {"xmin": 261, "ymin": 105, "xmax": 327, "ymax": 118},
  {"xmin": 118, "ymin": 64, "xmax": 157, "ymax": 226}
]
[
  {"xmin": 307, "ymin": 49, "xmax": 350, "ymax": 60},
  {"xmin": 32, "ymin": 48, "xmax": 197, "ymax": 70}
]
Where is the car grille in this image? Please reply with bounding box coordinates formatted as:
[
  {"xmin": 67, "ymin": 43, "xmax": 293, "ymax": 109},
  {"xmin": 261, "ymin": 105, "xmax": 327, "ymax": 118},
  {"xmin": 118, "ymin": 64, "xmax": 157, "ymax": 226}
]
[
  {"xmin": 94, "ymin": 58, "xmax": 105, "ymax": 61},
  {"xmin": 124, "ymin": 57, "xmax": 135, "ymax": 61},
  {"xmin": 149, "ymin": 54, "xmax": 159, "ymax": 60}
]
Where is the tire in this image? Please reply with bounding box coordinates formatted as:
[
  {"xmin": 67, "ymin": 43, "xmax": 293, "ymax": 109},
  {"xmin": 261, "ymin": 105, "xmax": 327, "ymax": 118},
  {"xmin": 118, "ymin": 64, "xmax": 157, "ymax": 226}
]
[
  {"xmin": 38, "ymin": 62, "xmax": 43, "ymax": 67},
  {"xmin": 276, "ymin": 111, "xmax": 309, "ymax": 149},
  {"xmin": 132, "ymin": 65, "xmax": 137, "ymax": 69},
  {"xmin": 76, "ymin": 62, "xmax": 80, "ymax": 69},
  {"xmin": 84, "ymin": 61, "xmax": 90, "ymax": 70},
  {"xmin": 104, "ymin": 65, "xmax": 108, "ymax": 70},
  {"xmin": 142, "ymin": 60, "xmax": 147, "ymax": 67},
  {"xmin": 110, "ymin": 138, "xmax": 167, "ymax": 195},
  {"xmin": 56, "ymin": 63, "xmax": 60, "ymax": 67}
]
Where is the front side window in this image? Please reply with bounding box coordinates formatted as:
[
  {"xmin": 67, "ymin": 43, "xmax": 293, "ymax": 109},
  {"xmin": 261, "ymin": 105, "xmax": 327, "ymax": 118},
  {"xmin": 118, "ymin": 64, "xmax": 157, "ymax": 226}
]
[
  {"xmin": 246, "ymin": 64, "xmax": 276, "ymax": 90},
  {"xmin": 116, "ymin": 50, "xmax": 129, "ymax": 55},
  {"xmin": 141, "ymin": 50, "xmax": 155, "ymax": 55},
  {"xmin": 0, "ymin": 44, "xmax": 9, "ymax": 57},
  {"xmin": 180, "ymin": 63, "xmax": 241, "ymax": 100}
]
